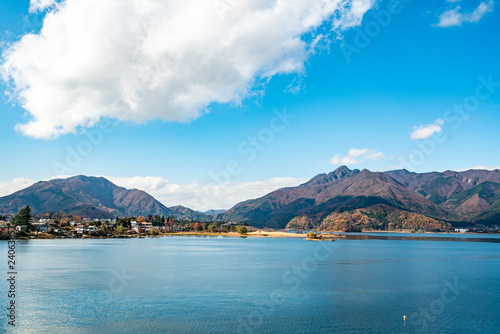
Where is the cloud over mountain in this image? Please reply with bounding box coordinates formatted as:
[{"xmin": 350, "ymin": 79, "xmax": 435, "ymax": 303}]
[
  {"xmin": 0, "ymin": 178, "xmax": 35, "ymax": 198},
  {"xmin": 2, "ymin": 0, "xmax": 374, "ymax": 139},
  {"xmin": 106, "ymin": 176, "xmax": 306, "ymax": 211},
  {"xmin": 330, "ymin": 148, "xmax": 385, "ymax": 165}
]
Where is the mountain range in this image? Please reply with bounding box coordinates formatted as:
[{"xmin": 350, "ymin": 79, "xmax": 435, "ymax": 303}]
[
  {"xmin": 0, "ymin": 175, "xmax": 212, "ymax": 221},
  {"xmin": 218, "ymin": 166, "xmax": 500, "ymax": 230},
  {"xmin": 1, "ymin": 167, "xmax": 499, "ymax": 230}
]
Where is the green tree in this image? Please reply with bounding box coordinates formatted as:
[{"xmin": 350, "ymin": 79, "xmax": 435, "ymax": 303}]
[
  {"xmin": 117, "ymin": 225, "xmax": 126, "ymax": 235},
  {"xmin": 238, "ymin": 226, "xmax": 247, "ymax": 235},
  {"xmin": 13, "ymin": 206, "xmax": 32, "ymax": 226},
  {"xmin": 307, "ymin": 231, "xmax": 315, "ymax": 238}
]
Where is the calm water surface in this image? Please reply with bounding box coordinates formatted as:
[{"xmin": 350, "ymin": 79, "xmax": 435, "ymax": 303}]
[{"xmin": 1, "ymin": 235, "xmax": 499, "ymax": 333}]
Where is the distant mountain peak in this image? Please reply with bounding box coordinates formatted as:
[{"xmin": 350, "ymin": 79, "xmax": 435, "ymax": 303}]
[
  {"xmin": 305, "ymin": 166, "xmax": 360, "ymax": 186},
  {"xmin": 169, "ymin": 205, "xmax": 212, "ymax": 221},
  {"xmin": 333, "ymin": 165, "xmax": 351, "ymax": 173},
  {"xmin": 0, "ymin": 175, "xmax": 172, "ymax": 219},
  {"xmin": 204, "ymin": 209, "xmax": 227, "ymax": 215}
]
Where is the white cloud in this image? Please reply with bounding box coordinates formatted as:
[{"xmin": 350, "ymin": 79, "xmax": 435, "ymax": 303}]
[
  {"xmin": 435, "ymin": 0, "xmax": 494, "ymax": 27},
  {"xmin": 330, "ymin": 148, "xmax": 385, "ymax": 165},
  {"xmin": 346, "ymin": 148, "xmax": 368, "ymax": 157},
  {"xmin": 0, "ymin": 178, "xmax": 35, "ymax": 197},
  {"xmin": 29, "ymin": 0, "xmax": 59, "ymax": 13},
  {"xmin": 410, "ymin": 118, "xmax": 444, "ymax": 139},
  {"xmin": 106, "ymin": 176, "xmax": 306, "ymax": 211},
  {"xmin": 436, "ymin": 7, "xmax": 463, "ymax": 27},
  {"xmin": 1, "ymin": 0, "xmax": 374, "ymax": 139}
]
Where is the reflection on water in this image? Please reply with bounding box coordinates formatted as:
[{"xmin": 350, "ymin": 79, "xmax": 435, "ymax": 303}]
[
  {"xmin": 0, "ymin": 236, "xmax": 499, "ymax": 333},
  {"xmin": 339, "ymin": 233, "xmax": 500, "ymax": 243}
]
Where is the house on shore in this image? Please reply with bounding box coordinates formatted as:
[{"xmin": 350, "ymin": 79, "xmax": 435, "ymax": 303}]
[
  {"xmin": 32, "ymin": 223, "xmax": 51, "ymax": 232},
  {"xmin": 75, "ymin": 224, "xmax": 98, "ymax": 234},
  {"xmin": 131, "ymin": 221, "xmax": 153, "ymax": 233},
  {"xmin": 454, "ymin": 228, "xmax": 469, "ymax": 233}
]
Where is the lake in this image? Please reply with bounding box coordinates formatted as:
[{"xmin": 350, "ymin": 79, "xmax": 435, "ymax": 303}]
[{"xmin": 1, "ymin": 235, "xmax": 499, "ymax": 333}]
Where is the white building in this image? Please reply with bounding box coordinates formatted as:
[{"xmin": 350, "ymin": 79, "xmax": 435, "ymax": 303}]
[
  {"xmin": 131, "ymin": 221, "xmax": 153, "ymax": 232},
  {"xmin": 87, "ymin": 225, "xmax": 98, "ymax": 232},
  {"xmin": 454, "ymin": 228, "xmax": 469, "ymax": 233},
  {"xmin": 76, "ymin": 225, "xmax": 98, "ymax": 234},
  {"xmin": 75, "ymin": 225, "xmax": 86, "ymax": 233}
]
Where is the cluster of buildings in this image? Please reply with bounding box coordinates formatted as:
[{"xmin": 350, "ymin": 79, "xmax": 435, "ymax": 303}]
[
  {"xmin": 0, "ymin": 217, "xmax": 186, "ymax": 237},
  {"xmin": 454, "ymin": 225, "xmax": 500, "ymax": 233},
  {"xmin": 0, "ymin": 218, "xmax": 118, "ymax": 236}
]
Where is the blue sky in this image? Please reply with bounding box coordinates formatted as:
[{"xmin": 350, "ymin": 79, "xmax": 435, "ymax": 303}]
[{"xmin": 0, "ymin": 0, "xmax": 499, "ymax": 210}]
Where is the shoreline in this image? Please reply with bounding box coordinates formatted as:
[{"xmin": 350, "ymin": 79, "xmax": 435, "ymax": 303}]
[{"xmin": 3, "ymin": 230, "xmax": 497, "ymax": 241}]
